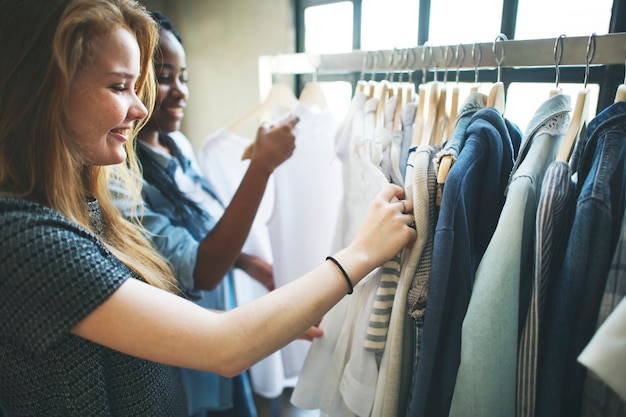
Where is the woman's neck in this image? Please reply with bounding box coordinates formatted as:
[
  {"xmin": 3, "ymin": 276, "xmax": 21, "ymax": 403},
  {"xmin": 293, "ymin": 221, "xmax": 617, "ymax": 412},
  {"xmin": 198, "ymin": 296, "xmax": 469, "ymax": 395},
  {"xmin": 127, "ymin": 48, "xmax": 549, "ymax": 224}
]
[{"xmin": 139, "ymin": 129, "xmax": 172, "ymax": 155}]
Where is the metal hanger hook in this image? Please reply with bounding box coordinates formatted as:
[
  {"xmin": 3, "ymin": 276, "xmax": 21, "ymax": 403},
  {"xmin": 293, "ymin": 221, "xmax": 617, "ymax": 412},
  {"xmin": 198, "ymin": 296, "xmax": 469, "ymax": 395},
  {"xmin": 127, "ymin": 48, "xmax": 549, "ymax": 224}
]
[
  {"xmin": 553, "ymin": 34, "xmax": 566, "ymax": 88},
  {"xmin": 421, "ymin": 42, "xmax": 433, "ymax": 84},
  {"xmin": 442, "ymin": 45, "xmax": 454, "ymax": 83},
  {"xmin": 360, "ymin": 51, "xmax": 371, "ymax": 81},
  {"xmin": 307, "ymin": 53, "xmax": 320, "ymax": 83},
  {"xmin": 472, "ymin": 41, "xmax": 482, "ymax": 84},
  {"xmin": 584, "ymin": 32, "xmax": 596, "ymax": 88},
  {"xmin": 455, "ymin": 44, "xmax": 465, "ymax": 84},
  {"xmin": 492, "ymin": 33, "xmax": 507, "ymax": 82},
  {"xmin": 402, "ymin": 48, "xmax": 413, "ymax": 83},
  {"xmin": 375, "ymin": 50, "xmax": 385, "ymax": 80}
]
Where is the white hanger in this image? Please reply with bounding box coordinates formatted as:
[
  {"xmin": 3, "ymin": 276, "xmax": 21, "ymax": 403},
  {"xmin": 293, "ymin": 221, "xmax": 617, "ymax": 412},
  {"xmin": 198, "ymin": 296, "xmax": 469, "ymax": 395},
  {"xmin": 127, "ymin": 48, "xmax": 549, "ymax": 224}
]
[
  {"xmin": 299, "ymin": 54, "xmax": 328, "ymax": 110},
  {"xmin": 227, "ymin": 82, "xmax": 298, "ymax": 135},
  {"xmin": 230, "ymin": 81, "xmax": 299, "ymax": 160}
]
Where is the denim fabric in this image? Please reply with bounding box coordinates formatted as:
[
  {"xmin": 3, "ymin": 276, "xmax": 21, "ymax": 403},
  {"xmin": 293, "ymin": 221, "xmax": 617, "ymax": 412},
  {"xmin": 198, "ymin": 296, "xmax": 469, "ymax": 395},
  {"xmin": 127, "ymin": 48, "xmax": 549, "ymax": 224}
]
[
  {"xmin": 580, "ymin": 203, "xmax": 626, "ymax": 417},
  {"xmin": 449, "ymin": 94, "xmax": 571, "ymax": 417},
  {"xmin": 138, "ymin": 138, "xmax": 225, "ymax": 305},
  {"xmin": 407, "ymin": 108, "xmax": 522, "ymax": 417},
  {"xmin": 433, "ymin": 92, "xmax": 487, "ymax": 169},
  {"xmin": 537, "ymin": 101, "xmax": 626, "ymax": 417}
]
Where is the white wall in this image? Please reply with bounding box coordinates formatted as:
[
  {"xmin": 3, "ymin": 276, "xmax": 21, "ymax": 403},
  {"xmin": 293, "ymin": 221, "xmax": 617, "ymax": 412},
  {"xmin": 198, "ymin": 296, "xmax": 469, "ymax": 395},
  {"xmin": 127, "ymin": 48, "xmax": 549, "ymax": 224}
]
[{"xmin": 140, "ymin": 0, "xmax": 295, "ymax": 151}]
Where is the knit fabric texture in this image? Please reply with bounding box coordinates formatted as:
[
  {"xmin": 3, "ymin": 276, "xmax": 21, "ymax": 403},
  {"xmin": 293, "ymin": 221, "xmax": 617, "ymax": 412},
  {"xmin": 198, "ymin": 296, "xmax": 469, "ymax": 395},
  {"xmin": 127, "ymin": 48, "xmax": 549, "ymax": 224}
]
[{"xmin": 0, "ymin": 198, "xmax": 187, "ymax": 416}]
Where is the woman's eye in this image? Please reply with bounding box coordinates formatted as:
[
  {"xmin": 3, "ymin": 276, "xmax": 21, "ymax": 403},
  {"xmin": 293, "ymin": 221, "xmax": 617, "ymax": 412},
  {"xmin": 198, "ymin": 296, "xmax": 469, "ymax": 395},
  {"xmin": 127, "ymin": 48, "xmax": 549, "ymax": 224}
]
[{"xmin": 157, "ymin": 75, "xmax": 172, "ymax": 84}]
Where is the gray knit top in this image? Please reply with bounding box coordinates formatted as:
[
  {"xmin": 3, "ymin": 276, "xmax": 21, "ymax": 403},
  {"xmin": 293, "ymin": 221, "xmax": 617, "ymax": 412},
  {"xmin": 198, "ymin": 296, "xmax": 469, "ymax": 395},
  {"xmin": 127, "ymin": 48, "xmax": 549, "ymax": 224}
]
[{"xmin": 0, "ymin": 198, "xmax": 187, "ymax": 416}]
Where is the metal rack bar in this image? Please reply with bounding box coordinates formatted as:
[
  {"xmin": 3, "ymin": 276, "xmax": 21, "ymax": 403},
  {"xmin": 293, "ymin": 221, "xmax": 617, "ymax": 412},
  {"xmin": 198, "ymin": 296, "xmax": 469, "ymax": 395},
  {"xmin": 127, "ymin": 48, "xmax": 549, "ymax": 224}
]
[{"xmin": 259, "ymin": 33, "xmax": 626, "ymax": 76}]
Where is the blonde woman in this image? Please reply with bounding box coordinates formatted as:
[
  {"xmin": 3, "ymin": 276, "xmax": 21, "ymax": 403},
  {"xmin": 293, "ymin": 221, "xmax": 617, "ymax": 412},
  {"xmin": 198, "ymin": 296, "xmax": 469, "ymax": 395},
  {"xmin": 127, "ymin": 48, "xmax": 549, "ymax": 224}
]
[{"xmin": 0, "ymin": 0, "xmax": 416, "ymax": 415}]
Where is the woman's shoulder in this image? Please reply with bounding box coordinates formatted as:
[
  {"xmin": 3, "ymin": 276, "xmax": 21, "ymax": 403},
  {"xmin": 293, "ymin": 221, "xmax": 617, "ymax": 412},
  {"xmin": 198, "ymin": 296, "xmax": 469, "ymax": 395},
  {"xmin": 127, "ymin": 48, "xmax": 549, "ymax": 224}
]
[
  {"xmin": 0, "ymin": 197, "xmax": 63, "ymax": 222},
  {"xmin": 0, "ymin": 197, "xmax": 99, "ymax": 243}
]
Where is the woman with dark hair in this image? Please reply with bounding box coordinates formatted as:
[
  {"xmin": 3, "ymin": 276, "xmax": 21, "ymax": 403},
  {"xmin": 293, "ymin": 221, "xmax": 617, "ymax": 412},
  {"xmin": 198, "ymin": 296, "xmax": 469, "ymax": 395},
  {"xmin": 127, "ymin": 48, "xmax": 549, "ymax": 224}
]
[{"xmin": 133, "ymin": 10, "xmax": 292, "ymax": 416}]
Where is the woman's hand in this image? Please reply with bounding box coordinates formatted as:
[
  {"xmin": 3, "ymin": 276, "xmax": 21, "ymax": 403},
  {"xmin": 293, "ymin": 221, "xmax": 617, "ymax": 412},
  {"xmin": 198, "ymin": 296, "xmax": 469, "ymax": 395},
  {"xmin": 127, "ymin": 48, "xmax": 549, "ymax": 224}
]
[
  {"xmin": 298, "ymin": 324, "xmax": 323, "ymax": 341},
  {"xmin": 348, "ymin": 183, "xmax": 417, "ymax": 273},
  {"xmin": 235, "ymin": 253, "xmax": 275, "ymax": 292},
  {"xmin": 250, "ymin": 114, "xmax": 299, "ymax": 175}
]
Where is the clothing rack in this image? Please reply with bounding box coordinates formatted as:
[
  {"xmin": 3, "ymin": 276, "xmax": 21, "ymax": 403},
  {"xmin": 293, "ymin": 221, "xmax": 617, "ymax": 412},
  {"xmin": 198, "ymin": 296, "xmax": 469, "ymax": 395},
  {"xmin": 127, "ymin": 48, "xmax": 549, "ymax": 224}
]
[{"xmin": 258, "ymin": 33, "xmax": 626, "ymax": 96}]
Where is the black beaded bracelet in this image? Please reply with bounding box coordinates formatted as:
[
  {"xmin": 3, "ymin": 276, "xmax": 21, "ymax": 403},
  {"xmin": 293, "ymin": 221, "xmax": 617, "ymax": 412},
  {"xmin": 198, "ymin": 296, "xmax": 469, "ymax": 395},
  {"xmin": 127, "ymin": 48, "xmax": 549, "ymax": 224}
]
[{"xmin": 325, "ymin": 256, "xmax": 354, "ymax": 294}]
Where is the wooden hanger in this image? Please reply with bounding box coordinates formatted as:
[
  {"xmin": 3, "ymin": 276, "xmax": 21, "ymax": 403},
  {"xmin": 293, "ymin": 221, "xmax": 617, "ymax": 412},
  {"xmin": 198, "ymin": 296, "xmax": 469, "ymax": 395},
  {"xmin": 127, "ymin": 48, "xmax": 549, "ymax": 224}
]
[
  {"xmin": 555, "ymin": 88, "xmax": 589, "ymax": 162},
  {"xmin": 445, "ymin": 44, "xmax": 464, "ymax": 140},
  {"xmin": 392, "ymin": 84, "xmax": 404, "ymax": 131},
  {"xmin": 447, "ymin": 86, "xmax": 460, "ymax": 138},
  {"xmin": 232, "ymin": 82, "xmax": 299, "ymax": 160},
  {"xmin": 420, "ymin": 78, "xmax": 440, "ymax": 146},
  {"xmin": 486, "ymin": 34, "xmax": 507, "ymax": 115},
  {"xmin": 367, "ymin": 80, "xmax": 377, "ymax": 99},
  {"xmin": 356, "ymin": 51, "xmax": 373, "ymax": 95},
  {"xmin": 419, "ymin": 45, "xmax": 442, "ymax": 146},
  {"xmin": 404, "ymin": 82, "xmax": 415, "ymax": 104},
  {"xmin": 433, "ymin": 82, "xmax": 448, "ymax": 145},
  {"xmin": 375, "ymin": 79, "xmax": 390, "ymax": 128},
  {"xmin": 556, "ymin": 33, "xmax": 596, "ymax": 162},
  {"xmin": 227, "ymin": 82, "xmax": 298, "ymax": 135},
  {"xmin": 299, "ymin": 57, "xmax": 328, "ymax": 109},
  {"xmin": 411, "ymin": 82, "xmax": 427, "ymax": 146},
  {"xmin": 299, "ymin": 81, "xmax": 328, "ymax": 110},
  {"xmin": 433, "ymin": 46, "xmax": 455, "ymax": 144},
  {"xmin": 615, "ymin": 84, "xmax": 626, "ymax": 102},
  {"xmin": 356, "ymin": 80, "xmax": 368, "ymax": 94},
  {"xmin": 487, "ymin": 82, "xmax": 505, "ymax": 114}
]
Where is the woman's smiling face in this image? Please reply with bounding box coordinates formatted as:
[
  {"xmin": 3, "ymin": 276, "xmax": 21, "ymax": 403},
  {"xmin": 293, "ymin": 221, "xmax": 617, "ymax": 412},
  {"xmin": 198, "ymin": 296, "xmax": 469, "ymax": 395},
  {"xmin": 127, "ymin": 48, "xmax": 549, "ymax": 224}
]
[
  {"xmin": 66, "ymin": 26, "xmax": 148, "ymax": 166},
  {"xmin": 149, "ymin": 28, "xmax": 189, "ymax": 134}
]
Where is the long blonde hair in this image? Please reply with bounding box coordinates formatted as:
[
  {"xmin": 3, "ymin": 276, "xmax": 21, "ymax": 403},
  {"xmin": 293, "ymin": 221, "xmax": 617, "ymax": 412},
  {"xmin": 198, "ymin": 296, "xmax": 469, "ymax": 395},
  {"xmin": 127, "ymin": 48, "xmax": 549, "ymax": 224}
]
[{"xmin": 0, "ymin": 0, "xmax": 178, "ymax": 292}]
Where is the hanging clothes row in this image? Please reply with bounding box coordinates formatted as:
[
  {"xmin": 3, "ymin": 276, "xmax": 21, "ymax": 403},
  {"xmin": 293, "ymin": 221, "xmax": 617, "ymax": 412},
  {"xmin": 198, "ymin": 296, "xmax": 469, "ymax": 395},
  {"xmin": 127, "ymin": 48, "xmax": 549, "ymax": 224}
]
[{"xmin": 282, "ymin": 34, "xmax": 626, "ymax": 417}]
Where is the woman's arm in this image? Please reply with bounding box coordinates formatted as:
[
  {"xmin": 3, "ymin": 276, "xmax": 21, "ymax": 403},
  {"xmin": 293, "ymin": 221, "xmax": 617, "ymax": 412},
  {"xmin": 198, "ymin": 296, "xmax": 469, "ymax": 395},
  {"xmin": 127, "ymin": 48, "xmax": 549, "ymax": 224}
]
[
  {"xmin": 193, "ymin": 115, "xmax": 298, "ymax": 290},
  {"xmin": 235, "ymin": 253, "xmax": 275, "ymax": 291},
  {"xmin": 72, "ymin": 183, "xmax": 415, "ymax": 376}
]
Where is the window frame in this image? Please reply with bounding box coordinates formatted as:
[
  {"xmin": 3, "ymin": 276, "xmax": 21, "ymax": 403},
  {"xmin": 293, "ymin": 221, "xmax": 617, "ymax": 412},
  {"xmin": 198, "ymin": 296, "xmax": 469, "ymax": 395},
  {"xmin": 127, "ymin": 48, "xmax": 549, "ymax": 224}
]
[{"xmin": 294, "ymin": 0, "xmax": 626, "ymax": 113}]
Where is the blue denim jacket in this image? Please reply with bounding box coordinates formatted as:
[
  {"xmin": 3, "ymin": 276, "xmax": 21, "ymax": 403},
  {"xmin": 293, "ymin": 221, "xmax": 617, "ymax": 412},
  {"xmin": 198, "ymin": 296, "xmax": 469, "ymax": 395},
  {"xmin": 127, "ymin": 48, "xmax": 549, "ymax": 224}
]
[
  {"xmin": 537, "ymin": 101, "xmax": 626, "ymax": 417},
  {"xmin": 409, "ymin": 107, "xmax": 522, "ymax": 417}
]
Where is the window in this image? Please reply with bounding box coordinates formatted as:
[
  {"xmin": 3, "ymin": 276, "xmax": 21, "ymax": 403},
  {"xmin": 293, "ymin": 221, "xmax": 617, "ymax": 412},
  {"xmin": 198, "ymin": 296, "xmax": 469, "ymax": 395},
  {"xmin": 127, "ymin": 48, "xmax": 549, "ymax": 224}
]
[
  {"xmin": 295, "ymin": 0, "xmax": 625, "ymax": 126},
  {"xmin": 304, "ymin": 2, "xmax": 354, "ymax": 53},
  {"xmin": 429, "ymin": 0, "xmax": 503, "ymax": 45},
  {"xmin": 361, "ymin": 0, "xmax": 419, "ymax": 50},
  {"xmin": 515, "ymin": 0, "xmax": 613, "ymax": 40}
]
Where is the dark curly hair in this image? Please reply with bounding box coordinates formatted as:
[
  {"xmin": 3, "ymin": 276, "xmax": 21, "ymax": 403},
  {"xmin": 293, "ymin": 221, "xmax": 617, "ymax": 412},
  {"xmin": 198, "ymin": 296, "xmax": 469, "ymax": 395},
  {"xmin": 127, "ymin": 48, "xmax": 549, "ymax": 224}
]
[{"xmin": 148, "ymin": 10, "xmax": 182, "ymax": 44}]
